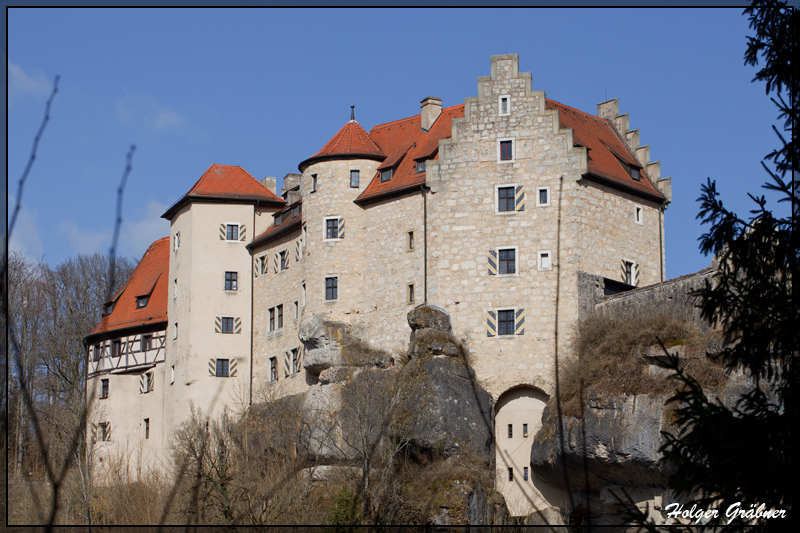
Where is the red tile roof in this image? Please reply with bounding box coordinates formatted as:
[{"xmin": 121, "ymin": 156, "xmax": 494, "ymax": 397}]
[
  {"xmin": 545, "ymin": 100, "xmax": 664, "ymax": 201},
  {"xmin": 249, "ymin": 202, "xmax": 303, "ymax": 249},
  {"xmin": 163, "ymin": 164, "xmax": 285, "ymax": 219},
  {"xmin": 299, "ymin": 121, "xmax": 385, "ymax": 172},
  {"xmin": 356, "ymin": 104, "xmax": 466, "ymax": 203},
  {"xmin": 87, "ymin": 238, "xmax": 169, "ymax": 338}
]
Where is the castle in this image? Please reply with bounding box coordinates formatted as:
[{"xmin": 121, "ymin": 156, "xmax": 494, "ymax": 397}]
[{"xmin": 85, "ymin": 54, "xmax": 671, "ymax": 517}]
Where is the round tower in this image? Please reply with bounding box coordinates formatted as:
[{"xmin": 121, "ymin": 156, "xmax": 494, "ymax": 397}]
[{"xmin": 298, "ymin": 107, "xmax": 385, "ymax": 320}]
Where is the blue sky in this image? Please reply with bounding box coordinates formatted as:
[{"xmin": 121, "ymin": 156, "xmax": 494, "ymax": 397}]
[{"xmin": 7, "ymin": 8, "xmax": 784, "ymax": 278}]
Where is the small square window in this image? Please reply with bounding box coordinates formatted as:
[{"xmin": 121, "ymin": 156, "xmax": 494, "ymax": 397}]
[
  {"xmin": 144, "ymin": 418, "xmax": 150, "ymax": 439},
  {"xmin": 498, "ymin": 310, "xmax": 515, "ymax": 336},
  {"xmin": 141, "ymin": 334, "xmax": 152, "ymax": 352},
  {"xmin": 216, "ymin": 358, "xmax": 229, "ymax": 377},
  {"xmin": 407, "ymin": 231, "xmax": 414, "ymax": 251},
  {"xmin": 225, "ymin": 271, "xmax": 238, "ymax": 291},
  {"xmin": 499, "ymin": 140, "xmax": 514, "ymax": 162},
  {"xmin": 538, "ymin": 251, "xmax": 552, "ymax": 271},
  {"xmin": 326, "ymin": 277, "xmax": 338, "ymax": 301},
  {"xmin": 407, "ymin": 284, "xmax": 415, "ymax": 304},
  {"xmin": 100, "ymin": 379, "xmax": 109, "ymax": 399},
  {"xmin": 415, "ymin": 160, "xmax": 426, "ymax": 174},
  {"xmin": 635, "ymin": 206, "xmax": 644, "ymax": 225},
  {"xmin": 277, "ymin": 304, "xmax": 283, "ymax": 329},
  {"xmin": 325, "ymin": 218, "xmax": 340, "ymax": 240},
  {"xmin": 292, "ymin": 348, "xmax": 301, "ymax": 374},
  {"xmin": 508, "ymin": 424, "xmax": 513, "ymax": 438},
  {"xmin": 221, "ymin": 317, "xmax": 234, "ymax": 334},
  {"xmin": 631, "ymin": 168, "xmax": 641, "ymax": 181},
  {"xmin": 225, "ymin": 224, "xmax": 239, "ymax": 241},
  {"xmin": 380, "ymin": 168, "xmax": 393, "ymax": 182},
  {"xmin": 523, "ymin": 423, "xmax": 528, "ymax": 437},
  {"xmin": 498, "ymin": 186, "xmax": 515, "ymax": 212},
  {"xmin": 270, "ymin": 357, "xmax": 278, "ymax": 382},
  {"xmin": 536, "ymin": 187, "xmax": 550, "ymax": 207},
  {"xmin": 273, "ymin": 216, "xmax": 281, "ymax": 227},
  {"xmin": 499, "ymin": 248, "xmax": 516, "ymax": 275},
  {"xmin": 350, "ymin": 170, "xmax": 360, "ymax": 188},
  {"xmin": 136, "ymin": 296, "xmax": 149, "ymax": 309}
]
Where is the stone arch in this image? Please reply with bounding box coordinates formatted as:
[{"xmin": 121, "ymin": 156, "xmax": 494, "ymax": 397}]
[{"xmin": 494, "ymin": 385, "xmax": 566, "ymax": 517}]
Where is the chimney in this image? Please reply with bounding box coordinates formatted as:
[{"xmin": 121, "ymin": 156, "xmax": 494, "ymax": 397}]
[
  {"xmin": 420, "ymin": 97, "xmax": 442, "ymax": 131},
  {"xmin": 261, "ymin": 176, "xmax": 277, "ymax": 195}
]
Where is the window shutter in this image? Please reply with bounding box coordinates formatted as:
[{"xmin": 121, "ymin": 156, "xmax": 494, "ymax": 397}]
[
  {"xmin": 515, "ymin": 186, "xmax": 525, "ymax": 211},
  {"xmin": 219, "ymin": 224, "xmax": 226, "ymax": 240},
  {"xmin": 214, "ymin": 317, "xmax": 222, "ymax": 333},
  {"xmin": 488, "ymin": 250, "xmax": 498, "ymax": 275},
  {"xmin": 209, "ymin": 358, "xmax": 216, "ymax": 376},
  {"xmin": 239, "ymin": 224, "xmax": 246, "ymax": 241},
  {"xmin": 283, "ymin": 351, "xmax": 291, "ymax": 378},
  {"xmin": 91, "ymin": 423, "xmax": 98, "ymax": 443},
  {"xmin": 338, "ymin": 218, "xmax": 345, "ymax": 239},
  {"xmin": 106, "ymin": 423, "xmax": 111, "ymax": 441},
  {"xmin": 234, "ymin": 317, "xmax": 242, "ymax": 334},
  {"xmin": 148, "ymin": 373, "xmax": 154, "ymax": 392},
  {"xmin": 254, "ymin": 258, "xmax": 259, "ymax": 278},
  {"xmin": 229, "ymin": 358, "xmax": 238, "ymax": 377},
  {"xmin": 139, "ymin": 374, "xmax": 145, "ymax": 394},
  {"xmin": 273, "ymin": 254, "xmax": 279, "ymax": 273},
  {"xmin": 634, "ymin": 264, "xmax": 640, "ymax": 287},
  {"xmin": 295, "ymin": 241, "xmax": 301, "ymax": 261},
  {"xmin": 620, "ymin": 260, "xmax": 626, "ymax": 282},
  {"xmin": 487, "ymin": 310, "xmax": 497, "ymax": 337},
  {"xmin": 515, "ymin": 309, "xmax": 525, "ymax": 335}
]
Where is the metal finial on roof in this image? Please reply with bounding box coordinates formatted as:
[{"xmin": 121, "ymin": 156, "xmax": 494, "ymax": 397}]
[{"xmin": 350, "ymin": 105, "xmax": 355, "ymax": 121}]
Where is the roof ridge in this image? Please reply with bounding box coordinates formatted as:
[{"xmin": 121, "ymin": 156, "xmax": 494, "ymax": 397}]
[
  {"xmin": 546, "ymin": 98, "xmax": 605, "ymax": 123},
  {"xmin": 370, "ymin": 103, "xmax": 465, "ymax": 131}
]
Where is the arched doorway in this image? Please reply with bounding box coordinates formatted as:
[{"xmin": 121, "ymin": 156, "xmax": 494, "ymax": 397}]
[{"xmin": 494, "ymin": 386, "xmax": 565, "ymax": 516}]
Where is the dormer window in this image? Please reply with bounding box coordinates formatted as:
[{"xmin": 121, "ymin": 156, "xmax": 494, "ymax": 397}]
[
  {"xmin": 103, "ymin": 302, "xmax": 115, "ymax": 316},
  {"xmin": 136, "ymin": 296, "xmax": 149, "ymax": 309},
  {"xmin": 631, "ymin": 167, "xmax": 641, "ymax": 181},
  {"xmin": 292, "ymin": 205, "xmax": 300, "ymax": 218},
  {"xmin": 380, "ymin": 168, "xmax": 393, "ymax": 183},
  {"xmin": 415, "ymin": 160, "xmax": 426, "ymax": 174},
  {"xmin": 274, "ymin": 216, "xmax": 280, "ymax": 227}
]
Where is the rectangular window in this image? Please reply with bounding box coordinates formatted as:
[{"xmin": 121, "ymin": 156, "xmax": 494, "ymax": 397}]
[
  {"xmin": 225, "ymin": 224, "xmax": 239, "ymax": 241},
  {"xmin": 171, "ymin": 365, "xmax": 175, "ymax": 385},
  {"xmin": 93, "ymin": 343, "xmax": 101, "ymax": 361},
  {"xmin": 144, "ymin": 418, "xmax": 150, "ymax": 440},
  {"xmin": 294, "ymin": 301, "xmax": 299, "ymax": 320},
  {"xmin": 99, "ymin": 422, "xmax": 110, "ymax": 441},
  {"xmin": 101, "ymin": 379, "xmax": 109, "ymax": 399},
  {"xmin": 173, "ymin": 278, "xmax": 178, "ymax": 299},
  {"xmin": 635, "ymin": 205, "xmax": 644, "ymax": 225},
  {"xmin": 215, "ymin": 358, "xmax": 229, "ymax": 377},
  {"xmin": 136, "ymin": 296, "xmax": 149, "ymax": 308},
  {"xmin": 173, "ymin": 231, "xmax": 180, "ymax": 251},
  {"xmin": 631, "ymin": 167, "xmax": 641, "ymax": 181},
  {"xmin": 499, "ymin": 248, "xmax": 516, "ymax": 274},
  {"xmin": 350, "ymin": 170, "xmax": 359, "ymax": 187},
  {"xmin": 415, "ymin": 160, "xmax": 426, "ymax": 174},
  {"xmin": 407, "ymin": 284, "xmax": 415, "ymax": 304},
  {"xmin": 508, "ymin": 424, "xmax": 513, "ymax": 439},
  {"xmin": 292, "ymin": 348, "xmax": 301, "ymax": 374},
  {"xmin": 146, "ymin": 371, "xmax": 154, "ymax": 392},
  {"xmin": 623, "ymin": 260, "xmax": 634, "ymax": 285},
  {"xmin": 292, "ymin": 204, "xmax": 300, "ymax": 218},
  {"xmin": 499, "ymin": 140, "xmax": 514, "ymax": 161},
  {"xmin": 274, "ymin": 216, "xmax": 280, "ymax": 227},
  {"xmin": 141, "ymin": 334, "xmax": 152, "ymax": 352},
  {"xmin": 537, "ymin": 187, "xmax": 550, "ymax": 207},
  {"xmin": 407, "ymin": 231, "xmax": 414, "ymax": 251},
  {"xmin": 499, "ymin": 95, "xmax": 510, "ymax": 115},
  {"xmin": 280, "ymin": 251, "xmax": 288, "ymax": 271},
  {"xmin": 301, "ymin": 282, "xmax": 306, "ymax": 308},
  {"xmin": 269, "ymin": 308, "xmax": 275, "ymax": 332},
  {"xmin": 270, "ymin": 357, "xmax": 278, "ymax": 382},
  {"xmin": 508, "ymin": 468, "xmax": 514, "ymax": 482},
  {"xmin": 538, "ymin": 251, "xmax": 552, "ymax": 271},
  {"xmin": 325, "ymin": 218, "xmax": 339, "ymax": 240},
  {"xmin": 326, "ymin": 277, "xmax": 338, "ymax": 301},
  {"xmin": 174, "ymin": 322, "xmax": 178, "ymax": 340},
  {"xmin": 380, "ymin": 168, "xmax": 393, "ymax": 182},
  {"xmin": 497, "ymin": 186, "xmax": 515, "ymax": 212},
  {"xmin": 498, "ymin": 310, "xmax": 515, "ymax": 336},
  {"xmin": 523, "ymin": 423, "xmax": 528, "ymax": 437},
  {"xmin": 225, "ymin": 271, "xmax": 238, "ymax": 291},
  {"xmin": 277, "ymin": 304, "xmax": 284, "ymax": 329},
  {"xmin": 524, "ymin": 467, "xmax": 529, "ymax": 481},
  {"xmin": 221, "ymin": 317, "xmax": 234, "ymax": 334},
  {"xmin": 111, "ymin": 340, "xmax": 121, "ymax": 358},
  {"xmin": 311, "ymin": 174, "xmax": 317, "ymax": 192}
]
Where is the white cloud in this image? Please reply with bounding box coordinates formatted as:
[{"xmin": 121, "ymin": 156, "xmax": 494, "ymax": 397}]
[
  {"xmin": 58, "ymin": 220, "xmax": 111, "ymax": 256},
  {"xmin": 8, "ymin": 61, "xmax": 52, "ymax": 104},
  {"xmin": 120, "ymin": 199, "xmax": 170, "ymax": 259},
  {"xmin": 116, "ymin": 89, "xmax": 185, "ymax": 134},
  {"xmin": 8, "ymin": 197, "xmax": 44, "ymax": 259}
]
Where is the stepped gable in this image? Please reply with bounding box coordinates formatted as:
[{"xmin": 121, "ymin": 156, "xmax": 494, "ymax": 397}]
[
  {"xmin": 546, "ymin": 99, "xmax": 664, "ymax": 202},
  {"xmin": 356, "ymin": 104, "xmax": 465, "ymax": 204},
  {"xmin": 88, "ymin": 237, "xmax": 169, "ymax": 337},
  {"xmin": 299, "ymin": 119, "xmax": 385, "ymax": 172},
  {"xmin": 162, "ymin": 164, "xmax": 285, "ymax": 219}
]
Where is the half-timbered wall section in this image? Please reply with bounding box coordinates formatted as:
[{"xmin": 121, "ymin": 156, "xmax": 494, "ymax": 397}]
[{"xmin": 88, "ymin": 330, "xmax": 166, "ymax": 375}]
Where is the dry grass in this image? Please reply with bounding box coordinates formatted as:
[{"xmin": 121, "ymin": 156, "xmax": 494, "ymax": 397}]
[{"xmin": 559, "ymin": 308, "xmax": 726, "ymax": 417}]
